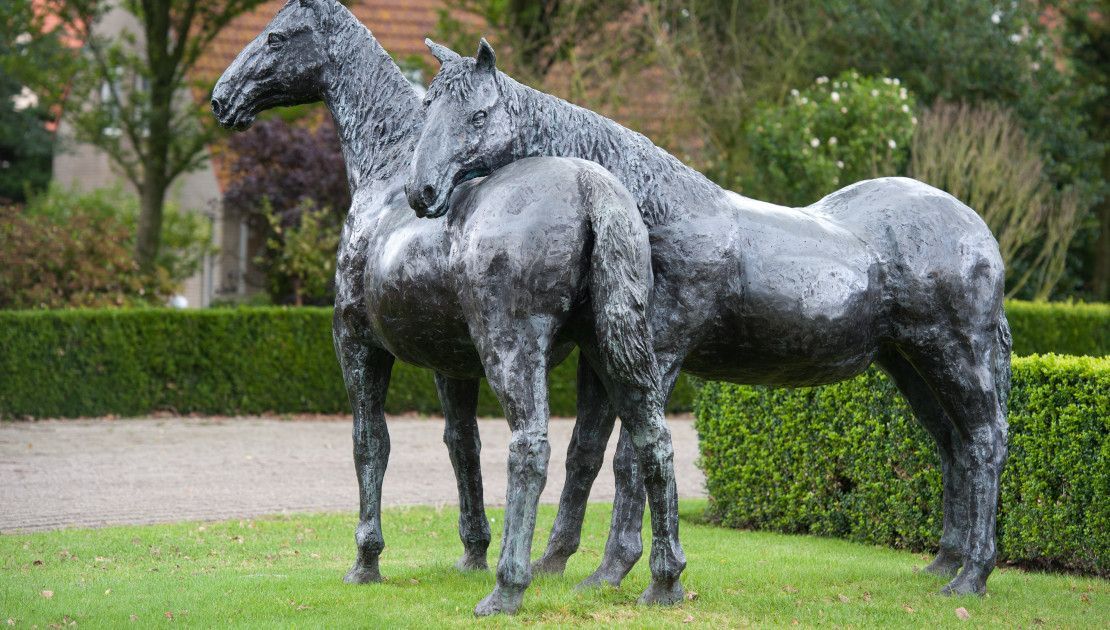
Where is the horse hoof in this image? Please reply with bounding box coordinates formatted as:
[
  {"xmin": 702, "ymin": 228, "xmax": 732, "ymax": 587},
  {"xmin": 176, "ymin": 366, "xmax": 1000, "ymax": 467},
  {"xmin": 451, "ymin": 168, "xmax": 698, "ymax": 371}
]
[
  {"xmin": 455, "ymin": 552, "xmax": 488, "ymax": 572},
  {"xmin": 473, "ymin": 586, "xmax": 524, "ymax": 616},
  {"xmin": 638, "ymin": 579, "xmax": 684, "ymax": 606},
  {"xmin": 923, "ymin": 552, "xmax": 962, "ymax": 579},
  {"xmin": 576, "ymin": 557, "xmax": 635, "ymax": 590},
  {"xmin": 532, "ymin": 553, "xmax": 569, "ymax": 576},
  {"xmin": 343, "ymin": 563, "xmax": 382, "ymax": 584},
  {"xmin": 576, "ymin": 567, "xmax": 623, "ymax": 590},
  {"xmin": 940, "ymin": 572, "xmax": 986, "ymax": 597}
]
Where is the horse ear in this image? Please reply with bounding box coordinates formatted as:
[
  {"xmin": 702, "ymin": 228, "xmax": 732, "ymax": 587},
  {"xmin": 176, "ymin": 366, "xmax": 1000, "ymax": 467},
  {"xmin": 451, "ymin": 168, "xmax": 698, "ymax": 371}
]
[
  {"xmin": 475, "ymin": 38, "xmax": 496, "ymax": 74},
  {"xmin": 425, "ymin": 38, "xmax": 461, "ymax": 66}
]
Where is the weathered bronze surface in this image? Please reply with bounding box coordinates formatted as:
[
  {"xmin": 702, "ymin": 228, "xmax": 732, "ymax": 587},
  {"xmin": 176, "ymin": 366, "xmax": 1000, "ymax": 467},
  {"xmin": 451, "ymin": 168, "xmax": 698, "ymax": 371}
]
[
  {"xmin": 408, "ymin": 39, "xmax": 1012, "ymax": 599},
  {"xmin": 212, "ymin": 0, "xmax": 681, "ymax": 615}
]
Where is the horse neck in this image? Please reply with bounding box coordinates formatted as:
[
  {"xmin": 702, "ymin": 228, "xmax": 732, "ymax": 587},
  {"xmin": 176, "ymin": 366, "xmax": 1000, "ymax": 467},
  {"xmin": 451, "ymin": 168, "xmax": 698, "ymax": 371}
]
[
  {"xmin": 505, "ymin": 75, "xmax": 723, "ymax": 226},
  {"xmin": 322, "ymin": 13, "xmax": 421, "ymax": 193}
]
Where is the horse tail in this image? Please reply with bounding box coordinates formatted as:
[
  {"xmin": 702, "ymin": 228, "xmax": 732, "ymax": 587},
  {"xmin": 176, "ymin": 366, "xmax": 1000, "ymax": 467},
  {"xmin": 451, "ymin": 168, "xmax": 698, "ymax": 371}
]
[
  {"xmin": 994, "ymin": 310, "xmax": 1013, "ymax": 419},
  {"xmin": 578, "ymin": 165, "xmax": 661, "ymax": 393}
]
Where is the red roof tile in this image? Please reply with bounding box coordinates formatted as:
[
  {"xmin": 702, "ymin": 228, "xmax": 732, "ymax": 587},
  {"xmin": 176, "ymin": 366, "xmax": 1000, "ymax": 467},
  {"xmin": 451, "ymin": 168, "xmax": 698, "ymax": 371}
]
[{"xmin": 195, "ymin": 0, "xmax": 471, "ymax": 84}]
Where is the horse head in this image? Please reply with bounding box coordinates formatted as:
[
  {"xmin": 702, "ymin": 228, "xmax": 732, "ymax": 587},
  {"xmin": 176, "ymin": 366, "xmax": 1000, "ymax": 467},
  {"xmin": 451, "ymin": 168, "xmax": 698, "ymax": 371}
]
[
  {"xmin": 406, "ymin": 38, "xmax": 513, "ymax": 218},
  {"xmin": 211, "ymin": 0, "xmax": 338, "ymax": 130}
]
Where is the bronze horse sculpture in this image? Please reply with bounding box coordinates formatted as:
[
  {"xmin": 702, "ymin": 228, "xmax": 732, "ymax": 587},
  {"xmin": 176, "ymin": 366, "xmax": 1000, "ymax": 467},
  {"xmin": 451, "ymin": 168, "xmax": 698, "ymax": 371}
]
[
  {"xmin": 211, "ymin": 0, "xmax": 685, "ymax": 616},
  {"xmin": 408, "ymin": 40, "xmax": 1012, "ymax": 598}
]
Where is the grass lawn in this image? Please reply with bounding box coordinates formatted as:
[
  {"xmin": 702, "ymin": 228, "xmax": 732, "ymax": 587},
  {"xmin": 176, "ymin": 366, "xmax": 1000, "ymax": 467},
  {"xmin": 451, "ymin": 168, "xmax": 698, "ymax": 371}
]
[{"xmin": 1, "ymin": 501, "xmax": 1105, "ymax": 628}]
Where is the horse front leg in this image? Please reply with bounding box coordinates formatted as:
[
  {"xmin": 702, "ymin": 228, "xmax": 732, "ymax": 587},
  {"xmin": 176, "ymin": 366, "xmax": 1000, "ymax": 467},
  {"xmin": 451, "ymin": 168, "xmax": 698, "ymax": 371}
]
[
  {"xmin": 334, "ymin": 312, "xmax": 395, "ymax": 584},
  {"xmin": 435, "ymin": 374, "xmax": 491, "ymax": 571},
  {"xmin": 606, "ymin": 365, "xmax": 686, "ymax": 605},
  {"xmin": 534, "ymin": 358, "xmax": 617, "ymax": 575},
  {"xmin": 471, "ymin": 330, "xmax": 553, "ymax": 616}
]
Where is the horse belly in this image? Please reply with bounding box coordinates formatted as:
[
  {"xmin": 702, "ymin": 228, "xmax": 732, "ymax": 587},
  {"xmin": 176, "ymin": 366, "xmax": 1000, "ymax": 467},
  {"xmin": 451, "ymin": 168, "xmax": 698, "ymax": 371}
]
[
  {"xmin": 364, "ymin": 232, "xmax": 485, "ymax": 378},
  {"xmin": 685, "ymin": 255, "xmax": 882, "ymax": 386}
]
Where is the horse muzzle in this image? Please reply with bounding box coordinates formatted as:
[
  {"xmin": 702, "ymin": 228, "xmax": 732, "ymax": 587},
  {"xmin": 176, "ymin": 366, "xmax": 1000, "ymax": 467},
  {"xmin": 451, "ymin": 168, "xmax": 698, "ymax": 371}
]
[
  {"xmin": 406, "ymin": 182, "xmax": 449, "ymax": 219},
  {"xmin": 210, "ymin": 86, "xmax": 257, "ymax": 131}
]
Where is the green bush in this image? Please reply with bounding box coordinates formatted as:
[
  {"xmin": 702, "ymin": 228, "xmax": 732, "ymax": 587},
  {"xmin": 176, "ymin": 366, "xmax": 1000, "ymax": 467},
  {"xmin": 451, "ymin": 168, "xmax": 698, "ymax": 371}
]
[
  {"xmin": 744, "ymin": 71, "xmax": 917, "ymax": 206},
  {"xmin": 0, "ymin": 307, "xmax": 697, "ymax": 419},
  {"xmin": 695, "ymin": 354, "xmax": 1109, "ymax": 575},
  {"xmin": 1006, "ymin": 301, "xmax": 1109, "ymax": 357},
  {"xmin": 0, "ymin": 186, "xmax": 212, "ymax": 309}
]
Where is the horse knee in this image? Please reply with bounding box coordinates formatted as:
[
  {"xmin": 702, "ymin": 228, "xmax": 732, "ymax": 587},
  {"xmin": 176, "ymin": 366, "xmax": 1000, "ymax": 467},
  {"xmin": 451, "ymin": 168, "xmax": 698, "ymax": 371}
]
[
  {"xmin": 353, "ymin": 427, "xmax": 389, "ymax": 464},
  {"xmin": 632, "ymin": 422, "xmax": 674, "ymax": 466},
  {"xmin": 443, "ymin": 424, "xmax": 479, "ymax": 452},
  {"xmin": 567, "ymin": 436, "xmax": 607, "ymax": 478},
  {"xmin": 508, "ymin": 431, "xmax": 550, "ymax": 478}
]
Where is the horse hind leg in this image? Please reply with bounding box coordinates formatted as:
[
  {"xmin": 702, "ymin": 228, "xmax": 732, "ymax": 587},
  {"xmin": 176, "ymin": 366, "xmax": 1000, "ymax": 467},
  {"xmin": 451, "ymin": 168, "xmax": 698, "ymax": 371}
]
[
  {"xmin": 435, "ymin": 374, "xmax": 491, "ymax": 571},
  {"xmin": 576, "ymin": 424, "xmax": 645, "ymax": 589},
  {"xmin": 534, "ymin": 359, "xmax": 617, "ymax": 576},
  {"xmin": 877, "ymin": 350, "xmax": 967, "ymax": 578},
  {"xmin": 577, "ymin": 357, "xmax": 684, "ymax": 590},
  {"xmin": 574, "ymin": 356, "xmax": 686, "ymax": 603},
  {"xmin": 898, "ymin": 319, "xmax": 1009, "ymax": 596},
  {"xmin": 610, "ymin": 378, "xmax": 685, "ymax": 605}
]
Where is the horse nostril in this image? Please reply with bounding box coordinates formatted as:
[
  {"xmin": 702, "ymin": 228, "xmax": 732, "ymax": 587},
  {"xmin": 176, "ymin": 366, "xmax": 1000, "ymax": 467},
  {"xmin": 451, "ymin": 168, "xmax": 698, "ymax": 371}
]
[
  {"xmin": 422, "ymin": 185, "xmax": 437, "ymax": 205},
  {"xmin": 211, "ymin": 97, "xmax": 224, "ymax": 117}
]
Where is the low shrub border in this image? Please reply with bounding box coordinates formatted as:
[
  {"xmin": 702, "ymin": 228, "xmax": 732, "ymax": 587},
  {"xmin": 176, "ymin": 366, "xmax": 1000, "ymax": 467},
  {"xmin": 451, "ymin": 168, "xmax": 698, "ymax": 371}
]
[
  {"xmin": 0, "ymin": 299, "xmax": 1102, "ymax": 419},
  {"xmin": 1006, "ymin": 300, "xmax": 1109, "ymax": 356},
  {"xmin": 694, "ymin": 354, "xmax": 1109, "ymax": 575},
  {"xmin": 0, "ymin": 307, "xmax": 696, "ymax": 419}
]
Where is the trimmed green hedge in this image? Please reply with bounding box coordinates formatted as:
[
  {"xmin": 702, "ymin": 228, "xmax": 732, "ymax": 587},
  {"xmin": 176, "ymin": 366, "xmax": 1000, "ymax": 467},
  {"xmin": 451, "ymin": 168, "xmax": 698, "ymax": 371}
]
[
  {"xmin": 0, "ymin": 308, "xmax": 697, "ymax": 419},
  {"xmin": 1006, "ymin": 301, "xmax": 1109, "ymax": 356},
  {"xmin": 0, "ymin": 299, "xmax": 1102, "ymax": 419},
  {"xmin": 695, "ymin": 354, "xmax": 1109, "ymax": 575}
]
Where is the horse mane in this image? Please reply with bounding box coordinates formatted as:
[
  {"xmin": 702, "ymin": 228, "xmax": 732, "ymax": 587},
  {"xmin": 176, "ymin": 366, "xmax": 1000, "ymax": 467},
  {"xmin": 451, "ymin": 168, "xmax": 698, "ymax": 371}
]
[
  {"xmin": 323, "ymin": 2, "xmax": 422, "ymax": 187},
  {"xmin": 486, "ymin": 68, "xmax": 725, "ymax": 227},
  {"xmin": 424, "ymin": 57, "xmax": 483, "ymax": 103}
]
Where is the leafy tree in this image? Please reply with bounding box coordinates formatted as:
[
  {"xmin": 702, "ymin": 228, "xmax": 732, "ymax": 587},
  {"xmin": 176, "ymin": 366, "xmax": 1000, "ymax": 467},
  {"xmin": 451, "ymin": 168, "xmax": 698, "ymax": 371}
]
[
  {"xmin": 436, "ymin": 1, "xmax": 682, "ymax": 151},
  {"xmin": 820, "ymin": 0, "xmax": 1102, "ymax": 186},
  {"xmin": 649, "ymin": 0, "xmax": 826, "ymax": 189},
  {"xmin": 222, "ymin": 117, "xmax": 349, "ymax": 229},
  {"xmin": 1057, "ymin": 2, "xmax": 1109, "ymax": 299},
  {"xmin": 435, "ymin": 0, "xmax": 639, "ymax": 84},
  {"xmin": 0, "ymin": 0, "xmax": 78, "ymax": 203},
  {"xmin": 53, "ymin": 0, "xmax": 267, "ymax": 273},
  {"xmin": 817, "ymin": 0, "xmax": 1105, "ymax": 298},
  {"xmin": 0, "ymin": 74, "xmax": 53, "ymax": 205}
]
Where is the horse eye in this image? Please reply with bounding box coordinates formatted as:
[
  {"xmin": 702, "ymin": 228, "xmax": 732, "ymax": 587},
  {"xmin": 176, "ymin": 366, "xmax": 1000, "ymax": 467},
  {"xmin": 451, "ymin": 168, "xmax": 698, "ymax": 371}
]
[
  {"xmin": 471, "ymin": 110, "xmax": 487, "ymax": 127},
  {"xmin": 267, "ymin": 31, "xmax": 287, "ymax": 47}
]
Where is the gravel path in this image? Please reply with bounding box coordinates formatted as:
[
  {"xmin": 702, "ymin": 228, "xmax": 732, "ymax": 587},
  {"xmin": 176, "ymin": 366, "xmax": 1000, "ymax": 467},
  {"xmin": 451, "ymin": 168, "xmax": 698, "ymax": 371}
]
[{"xmin": 0, "ymin": 415, "xmax": 704, "ymax": 533}]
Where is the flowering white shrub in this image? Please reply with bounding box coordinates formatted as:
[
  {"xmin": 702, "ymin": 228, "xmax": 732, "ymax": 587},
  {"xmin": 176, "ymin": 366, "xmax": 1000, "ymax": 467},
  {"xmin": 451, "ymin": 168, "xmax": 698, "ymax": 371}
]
[{"xmin": 744, "ymin": 71, "xmax": 917, "ymax": 207}]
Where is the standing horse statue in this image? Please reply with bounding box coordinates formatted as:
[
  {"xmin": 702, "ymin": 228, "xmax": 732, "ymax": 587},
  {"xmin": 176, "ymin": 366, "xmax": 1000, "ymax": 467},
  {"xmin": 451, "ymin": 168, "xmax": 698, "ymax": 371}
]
[
  {"xmin": 211, "ymin": 0, "xmax": 685, "ymax": 615},
  {"xmin": 407, "ymin": 39, "xmax": 1012, "ymax": 597}
]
